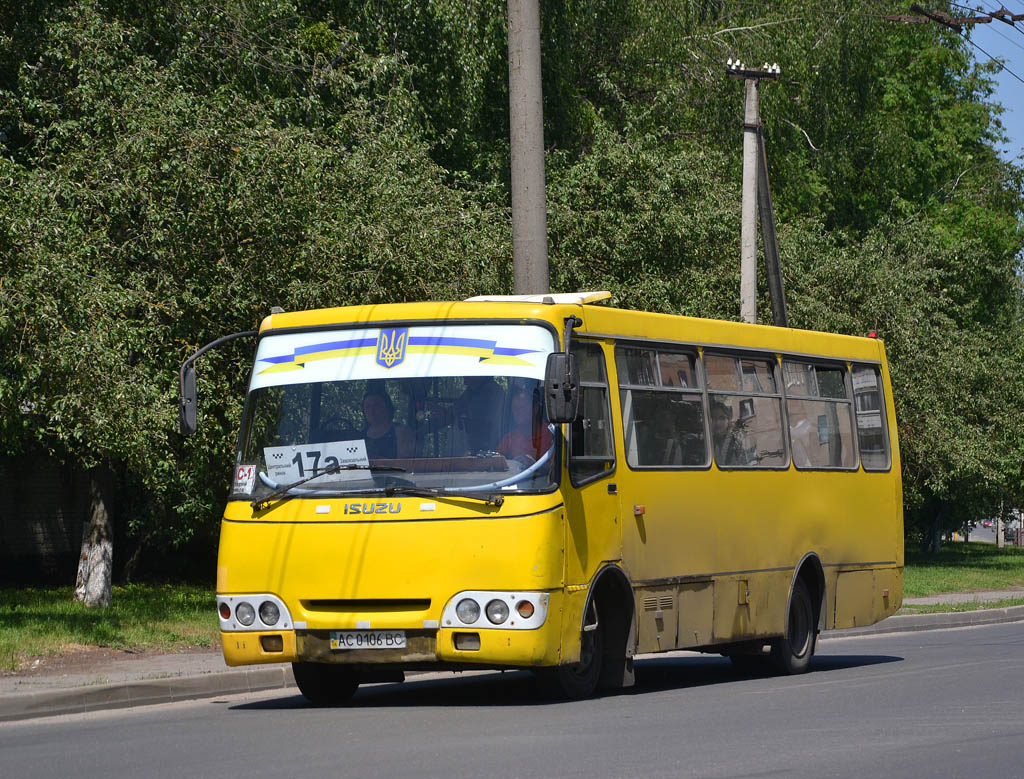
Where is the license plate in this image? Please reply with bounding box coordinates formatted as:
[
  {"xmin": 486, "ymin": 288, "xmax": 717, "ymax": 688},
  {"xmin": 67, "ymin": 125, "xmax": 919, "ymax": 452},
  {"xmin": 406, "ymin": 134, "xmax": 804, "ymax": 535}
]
[{"xmin": 330, "ymin": 630, "xmax": 406, "ymax": 650}]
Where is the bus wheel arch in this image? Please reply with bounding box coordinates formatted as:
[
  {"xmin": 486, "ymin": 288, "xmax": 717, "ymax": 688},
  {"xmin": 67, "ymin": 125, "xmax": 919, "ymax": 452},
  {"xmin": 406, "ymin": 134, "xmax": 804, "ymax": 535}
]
[
  {"xmin": 588, "ymin": 563, "xmax": 636, "ymax": 691},
  {"xmin": 538, "ymin": 563, "xmax": 635, "ymax": 699},
  {"xmin": 771, "ymin": 554, "xmax": 825, "ymax": 675}
]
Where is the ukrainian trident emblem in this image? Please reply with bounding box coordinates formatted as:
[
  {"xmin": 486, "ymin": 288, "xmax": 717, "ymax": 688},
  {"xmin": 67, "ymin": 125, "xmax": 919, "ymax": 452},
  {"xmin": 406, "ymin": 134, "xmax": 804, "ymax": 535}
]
[{"xmin": 375, "ymin": 328, "xmax": 408, "ymax": 369}]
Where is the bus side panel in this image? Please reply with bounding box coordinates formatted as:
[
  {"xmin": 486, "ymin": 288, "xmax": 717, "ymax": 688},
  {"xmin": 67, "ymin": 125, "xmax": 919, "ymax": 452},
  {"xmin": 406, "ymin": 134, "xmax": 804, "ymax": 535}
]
[{"xmin": 618, "ymin": 467, "xmax": 900, "ymax": 647}]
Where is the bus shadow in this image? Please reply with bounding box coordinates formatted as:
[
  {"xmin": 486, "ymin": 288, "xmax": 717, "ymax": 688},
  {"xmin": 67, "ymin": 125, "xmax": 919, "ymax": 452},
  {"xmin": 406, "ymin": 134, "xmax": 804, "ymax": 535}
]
[
  {"xmin": 629, "ymin": 653, "xmax": 904, "ymax": 695},
  {"xmin": 231, "ymin": 653, "xmax": 904, "ymax": 711}
]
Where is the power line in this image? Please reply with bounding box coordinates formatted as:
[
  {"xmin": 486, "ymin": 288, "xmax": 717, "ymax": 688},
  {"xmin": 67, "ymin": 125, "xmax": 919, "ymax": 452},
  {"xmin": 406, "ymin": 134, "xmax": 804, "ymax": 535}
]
[
  {"xmin": 888, "ymin": 5, "xmax": 1024, "ymax": 84},
  {"xmin": 963, "ymin": 31, "xmax": 1024, "ymax": 82}
]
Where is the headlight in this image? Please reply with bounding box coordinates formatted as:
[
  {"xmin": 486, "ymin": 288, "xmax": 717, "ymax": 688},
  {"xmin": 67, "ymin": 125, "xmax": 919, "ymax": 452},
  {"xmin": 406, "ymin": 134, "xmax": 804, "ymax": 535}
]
[
  {"xmin": 259, "ymin": 600, "xmax": 280, "ymax": 626},
  {"xmin": 455, "ymin": 598, "xmax": 480, "ymax": 624},
  {"xmin": 236, "ymin": 602, "xmax": 256, "ymax": 626},
  {"xmin": 485, "ymin": 599, "xmax": 509, "ymax": 625}
]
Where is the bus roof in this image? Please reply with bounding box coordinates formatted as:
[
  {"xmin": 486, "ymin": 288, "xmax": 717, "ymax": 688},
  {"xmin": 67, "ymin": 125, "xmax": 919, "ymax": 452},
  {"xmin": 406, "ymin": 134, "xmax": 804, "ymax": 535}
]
[{"xmin": 259, "ymin": 295, "xmax": 886, "ymax": 363}]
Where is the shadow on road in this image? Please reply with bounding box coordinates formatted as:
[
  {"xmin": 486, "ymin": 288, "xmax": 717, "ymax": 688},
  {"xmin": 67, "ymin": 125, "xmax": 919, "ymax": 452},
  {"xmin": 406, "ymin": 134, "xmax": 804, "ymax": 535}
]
[{"xmin": 231, "ymin": 652, "xmax": 903, "ymax": 711}]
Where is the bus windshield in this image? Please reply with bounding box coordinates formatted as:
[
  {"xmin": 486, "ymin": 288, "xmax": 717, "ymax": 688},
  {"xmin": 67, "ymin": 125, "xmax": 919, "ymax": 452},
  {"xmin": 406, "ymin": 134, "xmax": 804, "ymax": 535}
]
[{"xmin": 232, "ymin": 323, "xmax": 558, "ymax": 501}]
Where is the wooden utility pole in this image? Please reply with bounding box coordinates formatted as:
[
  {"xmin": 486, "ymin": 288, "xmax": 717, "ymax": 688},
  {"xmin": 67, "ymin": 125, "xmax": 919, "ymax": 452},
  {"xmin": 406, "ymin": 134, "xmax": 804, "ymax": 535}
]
[
  {"xmin": 728, "ymin": 60, "xmax": 787, "ymax": 327},
  {"xmin": 508, "ymin": 0, "xmax": 549, "ymax": 294}
]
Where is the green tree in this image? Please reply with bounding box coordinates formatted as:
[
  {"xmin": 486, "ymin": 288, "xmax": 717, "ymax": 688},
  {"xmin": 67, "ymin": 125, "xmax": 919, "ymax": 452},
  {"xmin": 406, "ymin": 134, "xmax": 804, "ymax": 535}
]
[{"xmin": 0, "ymin": 0, "xmax": 510, "ymax": 602}]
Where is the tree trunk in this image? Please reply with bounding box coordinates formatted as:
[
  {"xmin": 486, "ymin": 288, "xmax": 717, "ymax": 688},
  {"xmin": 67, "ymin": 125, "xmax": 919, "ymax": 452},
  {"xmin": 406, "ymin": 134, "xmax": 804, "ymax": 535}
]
[
  {"xmin": 922, "ymin": 501, "xmax": 948, "ymax": 554},
  {"xmin": 74, "ymin": 468, "xmax": 114, "ymax": 608}
]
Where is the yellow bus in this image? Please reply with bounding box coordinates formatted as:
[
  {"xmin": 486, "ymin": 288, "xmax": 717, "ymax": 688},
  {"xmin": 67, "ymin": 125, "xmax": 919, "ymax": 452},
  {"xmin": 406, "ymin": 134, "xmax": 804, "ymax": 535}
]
[{"xmin": 183, "ymin": 291, "xmax": 902, "ymax": 702}]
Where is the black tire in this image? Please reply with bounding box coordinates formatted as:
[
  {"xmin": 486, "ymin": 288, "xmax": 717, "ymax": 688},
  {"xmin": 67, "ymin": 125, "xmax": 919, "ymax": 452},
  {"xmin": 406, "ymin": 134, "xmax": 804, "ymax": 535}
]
[
  {"xmin": 770, "ymin": 578, "xmax": 817, "ymax": 675},
  {"xmin": 292, "ymin": 662, "xmax": 361, "ymax": 706},
  {"xmin": 537, "ymin": 603, "xmax": 604, "ymax": 700}
]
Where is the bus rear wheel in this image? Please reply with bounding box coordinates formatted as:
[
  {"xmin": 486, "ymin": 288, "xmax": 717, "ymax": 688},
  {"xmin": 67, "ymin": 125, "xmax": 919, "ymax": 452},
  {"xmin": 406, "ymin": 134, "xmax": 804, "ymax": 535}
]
[
  {"xmin": 770, "ymin": 579, "xmax": 817, "ymax": 675},
  {"xmin": 292, "ymin": 662, "xmax": 361, "ymax": 705}
]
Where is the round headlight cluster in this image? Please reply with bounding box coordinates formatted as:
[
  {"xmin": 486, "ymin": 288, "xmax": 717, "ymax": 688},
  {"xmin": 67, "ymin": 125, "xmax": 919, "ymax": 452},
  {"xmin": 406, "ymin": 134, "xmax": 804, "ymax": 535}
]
[{"xmin": 445, "ymin": 592, "xmax": 545, "ymax": 629}]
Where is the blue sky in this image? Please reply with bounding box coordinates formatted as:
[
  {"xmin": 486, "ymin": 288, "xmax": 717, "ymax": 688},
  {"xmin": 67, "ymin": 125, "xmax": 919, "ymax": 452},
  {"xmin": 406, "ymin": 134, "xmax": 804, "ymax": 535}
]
[{"xmin": 964, "ymin": 8, "xmax": 1024, "ymax": 165}]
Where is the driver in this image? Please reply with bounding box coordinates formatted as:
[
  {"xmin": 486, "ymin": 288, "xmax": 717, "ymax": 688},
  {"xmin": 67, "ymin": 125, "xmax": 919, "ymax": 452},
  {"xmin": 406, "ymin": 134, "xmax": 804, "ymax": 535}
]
[{"xmin": 498, "ymin": 389, "xmax": 552, "ymax": 465}]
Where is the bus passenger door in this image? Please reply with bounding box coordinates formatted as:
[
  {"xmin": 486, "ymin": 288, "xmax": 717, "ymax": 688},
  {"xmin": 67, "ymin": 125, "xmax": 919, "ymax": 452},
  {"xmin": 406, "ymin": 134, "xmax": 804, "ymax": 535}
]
[{"xmin": 562, "ymin": 340, "xmax": 621, "ymax": 586}]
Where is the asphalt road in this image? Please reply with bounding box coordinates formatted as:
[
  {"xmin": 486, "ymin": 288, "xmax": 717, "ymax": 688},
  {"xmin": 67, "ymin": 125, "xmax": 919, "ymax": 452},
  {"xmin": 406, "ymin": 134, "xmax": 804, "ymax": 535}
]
[{"xmin": 3, "ymin": 622, "xmax": 1022, "ymax": 779}]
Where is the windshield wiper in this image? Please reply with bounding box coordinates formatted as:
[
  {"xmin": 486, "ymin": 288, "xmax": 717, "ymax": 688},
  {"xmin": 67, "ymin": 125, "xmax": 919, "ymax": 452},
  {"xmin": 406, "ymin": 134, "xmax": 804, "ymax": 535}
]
[
  {"xmin": 252, "ymin": 463, "xmax": 406, "ymax": 511},
  {"xmin": 382, "ymin": 485, "xmax": 505, "ymax": 507}
]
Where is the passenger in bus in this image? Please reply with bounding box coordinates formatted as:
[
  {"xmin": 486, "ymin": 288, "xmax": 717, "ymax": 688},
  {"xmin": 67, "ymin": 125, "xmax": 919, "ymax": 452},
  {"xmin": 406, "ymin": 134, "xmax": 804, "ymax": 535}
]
[
  {"xmin": 362, "ymin": 388, "xmax": 415, "ymax": 459},
  {"xmin": 711, "ymin": 401, "xmax": 748, "ymax": 466},
  {"xmin": 457, "ymin": 375, "xmax": 505, "ymax": 453},
  {"xmin": 498, "ymin": 389, "xmax": 553, "ymax": 465}
]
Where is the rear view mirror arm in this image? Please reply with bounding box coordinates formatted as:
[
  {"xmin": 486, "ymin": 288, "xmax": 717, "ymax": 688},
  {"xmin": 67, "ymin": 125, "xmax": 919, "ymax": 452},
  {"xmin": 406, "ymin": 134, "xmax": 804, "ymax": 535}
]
[{"xmin": 179, "ymin": 330, "xmax": 258, "ymax": 435}]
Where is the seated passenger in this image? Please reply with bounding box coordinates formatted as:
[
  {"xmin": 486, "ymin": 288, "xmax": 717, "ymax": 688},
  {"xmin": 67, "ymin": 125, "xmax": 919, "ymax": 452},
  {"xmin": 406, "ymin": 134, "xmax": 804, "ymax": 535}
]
[
  {"xmin": 498, "ymin": 389, "xmax": 553, "ymax": 465},
  {"xmin": 362, "ymin": 388, "xmax": 415, "ymax": 459},
  {"xmin": 711, "ymin": 401, "xmax": 748, "ymax": 466}
]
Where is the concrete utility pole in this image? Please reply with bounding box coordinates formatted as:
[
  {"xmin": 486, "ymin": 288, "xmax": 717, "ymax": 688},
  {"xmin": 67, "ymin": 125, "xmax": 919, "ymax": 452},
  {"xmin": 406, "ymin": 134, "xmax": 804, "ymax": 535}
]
[
  {"xmin": 740, "ymin": 77, "xmax": 759, "ymax": 324},
  {"xmin": 507, "ymin": 0, "xmax": 549, "ymax": 294},
  {"xmin": 727, "ymin": 60, "xmax": 785, "ymax": 326}
]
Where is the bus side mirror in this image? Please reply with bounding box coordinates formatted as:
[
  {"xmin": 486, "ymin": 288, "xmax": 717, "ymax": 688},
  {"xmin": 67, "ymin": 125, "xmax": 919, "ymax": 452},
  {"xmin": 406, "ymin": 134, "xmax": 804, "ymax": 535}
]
[
  {"xmin": 544, "ymin": 352, "xmax": 579, "ymax": 424},
  {"xmin": 180, "ymin": 365, "xmax": 197, "ymax": 435}
]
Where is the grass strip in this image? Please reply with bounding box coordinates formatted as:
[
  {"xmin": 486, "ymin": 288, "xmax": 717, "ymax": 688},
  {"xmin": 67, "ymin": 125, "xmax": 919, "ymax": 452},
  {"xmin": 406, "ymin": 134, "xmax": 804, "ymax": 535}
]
[
  {"xmin": 0, "ymin": 584, "xmax": 219, "ymax": 673},
  {"xmin": 904, "ymin": 541, "xmax": 1024, "ymax": 597}
]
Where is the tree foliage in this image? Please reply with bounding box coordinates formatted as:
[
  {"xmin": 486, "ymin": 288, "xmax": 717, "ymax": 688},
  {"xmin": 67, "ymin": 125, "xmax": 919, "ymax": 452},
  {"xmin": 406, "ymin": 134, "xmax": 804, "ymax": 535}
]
[{"xmin": 1, "ymin": 0, "xmax": 1022, "ymax": 566}]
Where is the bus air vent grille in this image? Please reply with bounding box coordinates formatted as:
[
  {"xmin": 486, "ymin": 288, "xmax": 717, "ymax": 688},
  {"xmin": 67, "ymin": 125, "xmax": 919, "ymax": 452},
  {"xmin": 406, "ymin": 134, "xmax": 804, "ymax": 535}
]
[{"xmin": 302, "ymin": 599, "xmax": 431, "ymax": 613}]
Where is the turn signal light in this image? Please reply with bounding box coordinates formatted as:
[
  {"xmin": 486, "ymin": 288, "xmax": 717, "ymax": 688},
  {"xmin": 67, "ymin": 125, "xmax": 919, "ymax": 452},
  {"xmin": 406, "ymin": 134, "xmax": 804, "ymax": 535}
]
[
  {"xmin": 219, "ymin": 602, "xmax": 231, "ymax": 620},
  {"xmin": 516, "ymin": 600, "xmax": 535, "ymax": 619}
]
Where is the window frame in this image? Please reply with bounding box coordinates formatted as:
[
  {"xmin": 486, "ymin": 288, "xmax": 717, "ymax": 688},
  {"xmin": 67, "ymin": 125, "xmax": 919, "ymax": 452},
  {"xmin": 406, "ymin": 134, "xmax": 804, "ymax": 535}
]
[
  {"xmin": 568, "ymin": 339, "xmax": 617, "ymax": 488},
  {"xmin": 850, "ymin": 362, "xmax": 893, "ymax": 472}
]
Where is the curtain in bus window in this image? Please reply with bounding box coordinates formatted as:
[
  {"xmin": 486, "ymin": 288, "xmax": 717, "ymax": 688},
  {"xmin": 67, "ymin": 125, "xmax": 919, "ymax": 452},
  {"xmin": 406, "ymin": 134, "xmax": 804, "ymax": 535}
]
[
  {"xmin": 852, "ymin": 365, "xmax": 890, "ymax": 470},
  {"xmin": 785, "ymin": 361, "xmax": 856, "ymax": 469}
]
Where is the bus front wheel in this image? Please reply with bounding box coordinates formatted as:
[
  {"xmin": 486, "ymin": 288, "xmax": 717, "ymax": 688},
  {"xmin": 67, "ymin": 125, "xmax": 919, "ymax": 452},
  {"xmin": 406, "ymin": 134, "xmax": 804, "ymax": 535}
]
[
  {"xmin": 292, "ymin": 662, "xmax": 361, "ymax": 705},
  {"xmin": 537, "ymin": 601, "xmax": 604, "ymax": 700},
  {"xmin": 770, "ymin": 579, "xmax": 817, "ymax": 675}
]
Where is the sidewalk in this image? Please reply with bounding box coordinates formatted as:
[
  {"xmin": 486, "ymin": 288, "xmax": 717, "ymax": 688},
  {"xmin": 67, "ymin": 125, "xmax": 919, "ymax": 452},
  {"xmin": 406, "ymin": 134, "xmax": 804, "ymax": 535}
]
[{"xmin": 3, "ymin": 590, "xmax": 1022, "ymax": 723}]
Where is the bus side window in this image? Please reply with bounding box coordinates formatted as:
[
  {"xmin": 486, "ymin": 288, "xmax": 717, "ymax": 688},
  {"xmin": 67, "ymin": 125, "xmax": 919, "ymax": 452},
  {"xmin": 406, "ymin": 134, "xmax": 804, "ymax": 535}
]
[
  {"xmin": 569, "ymin": 341, "xmax": 615, "ymax": 485},
  {"xmin": 784, "ymin": 361, "xmax": 857, "ymax": 470},
  {"xmin": 616, "ymin": 346, "xmax": 707, "ymax": 468},
  {"xmin": 704, "ymin": 353, "xmax": 786, "ymax": 468},
  {"xmin": 851, "ymin": 364, "xmax": 891, "ymax": 471}
]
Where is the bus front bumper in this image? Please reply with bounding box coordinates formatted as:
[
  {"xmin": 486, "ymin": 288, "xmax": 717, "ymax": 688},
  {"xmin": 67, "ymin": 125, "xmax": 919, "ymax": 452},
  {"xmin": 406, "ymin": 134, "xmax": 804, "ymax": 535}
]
[{"xmin": 221, "ymin": 623, "xmax": 561, "ymax": 668}]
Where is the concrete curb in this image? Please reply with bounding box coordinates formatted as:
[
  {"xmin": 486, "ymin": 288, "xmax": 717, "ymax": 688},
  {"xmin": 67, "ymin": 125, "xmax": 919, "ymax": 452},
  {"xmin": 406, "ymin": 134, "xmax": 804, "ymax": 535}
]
[
  {"xmin": 822, "ymin": 603, "xmax": 1024, "ymax": 639},
  {"xmin": 4, "ymin": 605, "xmax": 1023, "ymax": 723},
  {"xmin": 0, "ymin": 666, "xmax": 296, "ymax": 724}
]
